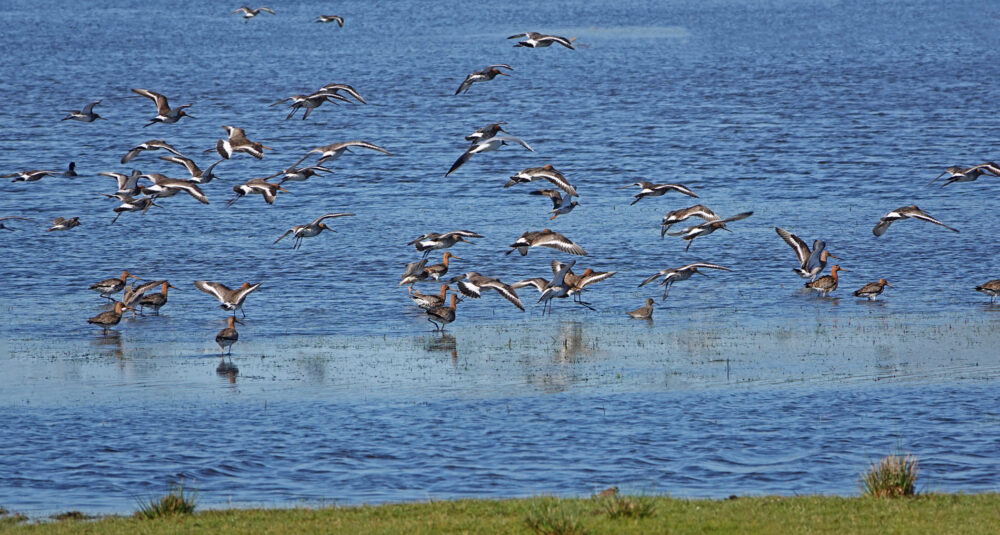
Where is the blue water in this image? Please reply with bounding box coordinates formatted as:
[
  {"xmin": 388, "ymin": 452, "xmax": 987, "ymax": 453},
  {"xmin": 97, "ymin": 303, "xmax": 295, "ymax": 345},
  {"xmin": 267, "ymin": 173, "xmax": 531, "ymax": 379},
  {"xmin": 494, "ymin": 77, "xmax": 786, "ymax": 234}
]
[{"xmin": 2, "ymin": 0, "xmax": 1000, "ymax": 518}]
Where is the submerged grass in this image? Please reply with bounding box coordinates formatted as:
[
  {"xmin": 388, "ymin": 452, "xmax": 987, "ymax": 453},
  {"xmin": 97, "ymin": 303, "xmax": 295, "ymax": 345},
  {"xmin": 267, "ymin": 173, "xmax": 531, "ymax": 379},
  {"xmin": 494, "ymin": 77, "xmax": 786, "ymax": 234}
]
[
  {"xmin": 5, "ymin": 494, "xmax": 1000, "ymax": 534},
  {"xmin": 862, "ymin": 453, "xmax": 919, "ymax": 498}
]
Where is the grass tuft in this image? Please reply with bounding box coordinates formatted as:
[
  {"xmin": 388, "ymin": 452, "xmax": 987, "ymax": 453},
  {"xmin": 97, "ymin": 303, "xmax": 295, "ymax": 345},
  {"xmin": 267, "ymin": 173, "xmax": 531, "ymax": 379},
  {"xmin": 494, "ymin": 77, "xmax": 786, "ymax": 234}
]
[
  {"xmin": 595, "ymin": 493, "xmax": 656, "ymax": 519},
  {"xmin": 51, "ymin": 511, "xmax": 91, "ymax": 521},
  {"xmin": 134, "ymin": 481, "xmax": 198, "ymax": 519},
  {"xmin": 862, "ymin": 453, "xmax": 919, "ymax": 498},
  {"xmin": 524, "ymin": 501, "xmax": 587, "ymax": 535}
]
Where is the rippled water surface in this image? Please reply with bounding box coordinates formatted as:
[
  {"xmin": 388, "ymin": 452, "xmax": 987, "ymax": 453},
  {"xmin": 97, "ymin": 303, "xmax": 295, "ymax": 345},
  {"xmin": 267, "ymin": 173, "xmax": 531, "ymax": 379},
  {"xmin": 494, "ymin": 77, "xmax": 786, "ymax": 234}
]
[{"xmin": 2, "ymin": 0, "xmax": 1000, "ymax": 518}]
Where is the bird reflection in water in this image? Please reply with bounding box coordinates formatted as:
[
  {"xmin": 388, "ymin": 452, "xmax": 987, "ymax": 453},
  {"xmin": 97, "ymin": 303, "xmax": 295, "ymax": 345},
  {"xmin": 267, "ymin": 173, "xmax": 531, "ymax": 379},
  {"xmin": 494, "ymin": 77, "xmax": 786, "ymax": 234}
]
[
  {"xmin": 425, "ymin": 333, "xmax": 457, "ymax": 354},
  {"xmin": 551, "ymin": 321, "xmax": 591, "ymax": 364},
  {"xmin": 216, "ymin": 362, "xmax": 238, "ymax": 383},
  {"xmin": 91, "ymin": 329, "xmax": 123, "ymax": 359}
]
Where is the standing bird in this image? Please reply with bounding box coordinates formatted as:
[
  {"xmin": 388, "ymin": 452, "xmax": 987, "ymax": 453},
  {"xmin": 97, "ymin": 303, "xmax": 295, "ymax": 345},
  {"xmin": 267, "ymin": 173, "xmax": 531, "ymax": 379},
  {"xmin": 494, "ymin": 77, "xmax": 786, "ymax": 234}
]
[
  {"xmin": 138, "ymin": 281, "xmax": 178, "ymax": 315},
  {"xmin": 639, "ymin": 263, "xmax": 731, "ymax": 300},
  {"xmin": 47, "ymin": 217, "xmax": 80, "ymax": 232},
  {"xmin": 194, "ymin": 281, "xmax": 262, "ymax": 317},
  {"xmin": 447, "ymin": 135, "xmax": 534, "ymax": 176},
  {"xmin": 232, "ymin": 6, "xmax": 274, "ymax": 21},
  {"xmin": 121, "ymin": 279, "xmax": 168, "ymax": 318},
  {"xmin": 775, "ymin": 228, "xmax": 838, "ymax": 281},
  {"xmin": 131, "ymin": 88, "xmax": 193, "ymax": 127},
  {"xmin": 619, "ymin": 181, "xmax": 698, "ymax": 205},
  {"xmin": 532, "ymin": 260, "xmax": 578, "ymax": 315},
  {"xmin": 88, "ymin": 302, "xmax": 136, "ymax": 335},
  {"xmin": 0, "ymin": 216, "xmax": 33, "ymax": 230},
  {"xmin": 975, "ymin": 280, "xmax": 1000, "ymax": 304},
  {"xmin": 506, "ymin": 164, "xmax": 577, "ymax": 196},
  {"xmin": 506, "ymin": 229, "xmax": 586, "ymax": 256},
  {"xmin": 228, "ymin": 178, "xmax": 289, "ymax": 206},
  {"xmin": 660, "ymin": 205, "xmax": 720, "ymax": 237},
  {"xmin": 426, "ymin": 294, "xmax": 459, "ymax": 331},
  {"xmin": 450, "ymin": 272, "xmax": 524, "ymax": 311},
  {"xmin": 805, "ymin": 265, "xmax": 848, "ymax": 297},
  {"xmin": 667, "ymin": 211, "xmax": 754, "ymax": 251},
  {"xmin": 627, "ymin": 298, "xmax": 656, "ymax": 319},
  {"xmin": 455, "ymin": 64, "xmax": 513, "ymax": 95},
  {"xmin": 90, "ymin": 271, "xmax": 142, "ymax": 300},
  {"xmin": 216, "ymin": 316, "xmax": 242, "ymax": 357},
  {"xmin": 930, "ymin": 163, "xmax": 1000, "ymax": 186},
  {"xmin": 273, "ymin": 212, "xmax": 355, "ymax": 249},
  {"xmin": 314, "ymin": 14, "xmax": 344, "ymax": 26},
  {"xmin": 121, "ymin": 139, "xmax": 185, "ymax": 164},
  {"xmin": 215, "ymin": 125, "xmax": 272, "ymax": 159},
  {"xmin": 853, "ymin": 279, "xmax": 892, "ymax": 300},
  {"xmin": 507, "ymin": 32, "xmax": 575, "ymax": 49},
  {"xmin": 62, "ymin": 100, "xmax": 104, "ymax": 122},
  {"xmin": 409, "ymin": 230, "xmax": 483, "ymax": 257},
  {"xmin": 872, "ymin": 205, "xmax": 958, "ymax": 237}
]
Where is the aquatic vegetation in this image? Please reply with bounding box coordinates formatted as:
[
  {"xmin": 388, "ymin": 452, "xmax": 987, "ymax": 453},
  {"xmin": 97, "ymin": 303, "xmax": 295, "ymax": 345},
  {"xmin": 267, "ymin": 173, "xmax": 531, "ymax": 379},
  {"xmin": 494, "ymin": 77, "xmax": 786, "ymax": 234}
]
[
  {"xmin": 134, "ymin": 481, "xmax": 197, "ymax": 519},
  {"xmin": 862, "ymin": 453, "xmax": 919, "ymax": 498}
]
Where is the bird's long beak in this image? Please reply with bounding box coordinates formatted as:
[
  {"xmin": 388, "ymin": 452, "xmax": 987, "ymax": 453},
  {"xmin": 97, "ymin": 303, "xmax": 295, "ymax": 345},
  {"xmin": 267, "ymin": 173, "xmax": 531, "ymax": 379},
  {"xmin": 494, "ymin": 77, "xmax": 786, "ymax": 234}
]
[
  {"xmin": 722, "ymin": 226, "xmax": 733, "ymax": 232},
  {"xmin": 827, "ymin": 253, "xmax": 840, "ymax": 259},
  {"xmin": 123, "ymin": 305, "xmax": 137, "ymax": 311},
  {"xmin": 497, "ymin": 71, "xmax": 509, "ymax": 76},
  {"xmin": 168, "ymin": 284, "xmax": 179, "ymax": 290},
  {"xmin": 885, "ymin": 281, "xmax": 893, "ymax": 287},
  {"xmin": 262, "ymin": 145, "xmax": 274, "ymax": 150},
  {"xmin": 449, "ymin": 255, "xmax": 463, "ymax": 260},
  {"xmin": 278, "ymin": 186, "xmax": 290, "ymax": 192},
  {"xmin": 129, "ymin": 274, "xmax": 143, "ymax": 280},
  {"xmin": 838, "ymin": 268, "xmax": 850, "ymax": 272}
]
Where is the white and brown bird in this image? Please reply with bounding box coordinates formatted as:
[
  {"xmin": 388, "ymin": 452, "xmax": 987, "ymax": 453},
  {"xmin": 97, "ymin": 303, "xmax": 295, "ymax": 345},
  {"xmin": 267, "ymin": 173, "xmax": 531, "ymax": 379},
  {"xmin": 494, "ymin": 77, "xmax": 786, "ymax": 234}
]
[
  {"xmin": 455, "ymin": 64, "xmax": 513, "ymax": 95},
  {"xmin": 100, "ymin": 170, "xmax": 142, "ymax": 196},
  {"xmin": 975, "ymin": 280, "xmax": 1000, "ymax": 304},
  {"xmin": 216, "ymin": 125, "xmax": 272, "ymax": 159},
  {"xmin": 639, "ymin": 263, "xmax": 731, "ymax": 300},
  {"xmin": 450, "ymin": 272, "xmax": 524, "ymax": 311},
  {"xmin": 216, "ymin": 316, "xmax": 242, "ymax": 358},
  {"xmin": 853, "ymin": 279, "xmax": 891, "ymax": 300},
  {"xmin": 293, "ymin": 140, "xmax": 392, "ymax": 166},
  {"xmin": 409, "ymin": 230, "xmax": 483, "ymax": 257},
  {"xmin": 0, "ymin": 216, "xmax": 33, "ymax": 231},
  {"xmin": 408, "ymin": 283, "xmax": 453, "ymax": 309},
  {"xmin": 138, "ymin": 281, "xmax": 178, "ymax": 315},
  {"xmin": 109, "ymin": 195, "xmax": 160, "ymax": 224},
  {"xmin": 273, "ymin": 213, "xmax": 355, "ymax": 249},
  {"xmin": 232, "ymin": 6, "xmax": 274, "ymax": 21},
  {"xmin": 930, "ymin": 163, "xmax": 1000, "ymax": 186},
  {"xmin": 131, "ymin": 88, "xmax": 193, "ymax": 127},
  {"xmin": 506, "ymin": 229, "xmax": 586, "ymax": 256},
  {"xmin": 660, "ymin": 205, "xmax": 720, "ymax": 237},
  {"xmin": 619, "ymin": 181, "xmax": 698, "ymax": 205},
  {"xmin": 314, "ymin": 14, "xmax": 343, "ymax": 26},
  {"xmin": 872, "ymin": 205, "xmax": 958, "ymax": 237},
  {"xmin": 465, "ymin": 122, "xmax": 507, "ymax": 144},
  {"xmin": 194, "ymin": 281, "xmax": 262, "ymax": 317},
  {"xmin": 667, "ymin": 211, "xmax": 753, "ymax": 251},
  {"xmin": 506, "ymin": 164, "xmax": 577, "ymax": 196},
  {"xmin": 139, "ymin": 173, "xmax": 210, "ymax": 204},
  {"xmin": 319, "ymin": 83, "xmax": 367, "ymax": 104},
  {"xmin": 507, "ymin": 32, "xmax": 575, "ymax": 49},
  {"xmin": 90, "ymin": 271, "xmax": 142, "ymax": 300},
  {"xmin": 426, "ymin": 294, "xmax": 459, "ymax": 331},
  {"xmin": 270, "ymin": 91, "xmax": 350, "ymax": 120},
  {"xmin": 228, "ymin": 178, "xmax": 289, "ymax": 206},
  {"xmin": 62, "ymin": 100, "xmax": 104, "ymax": 122},
  {"xmin": 159, "ymin": 155, "xmax": 223, "ymax": 184},
  {"xmin": 3, "ymin": 167, "xmax": 61, "ymax": 183},
  {"xmin": 775, "ymin": 228, "xmax": 839, "ymax": 281},
  {"xmin": 47, "ymin": 217, "xmax": 80, "ymax": 232},
  {"xmin": 121, "ymin": 139, "xmax": 185, "ymax": 164},
  {"xmin": 447, "ymin": 135, "xmax": 533, "ymax": 176}
]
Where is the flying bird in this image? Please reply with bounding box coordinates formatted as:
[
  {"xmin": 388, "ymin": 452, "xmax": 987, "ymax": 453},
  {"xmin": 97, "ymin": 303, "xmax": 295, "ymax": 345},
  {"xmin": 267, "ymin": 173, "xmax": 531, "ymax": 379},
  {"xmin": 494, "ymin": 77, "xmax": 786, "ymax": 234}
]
[
  {"xmin": 273, "ymin": 213, "xmax": 355, "ymax": 249},
  {"xmin": 194, "ymin": 281, "xmax": 262, "ymax": 317},
  {"xmin": 232, "ymin": 6, "xmax": 274, "ymax": 21},
  {"xmin": 408, "ymin": 230, "xmax": 483, "ymax": 257},
  {"xmin": 775, "ymin": 227, "xmax": 839, "ymax": 281},
  {"xmin": 619, "ymin": 181, "xmax": 698, "ymax": 205},
  {"xmin": 47, "ymin": 217, "xmax": 80, "ymax": 232},
  {"xmin": 872, "ymin": 205, "xmax": 958, "ymax": 237},
  {"xmin": 639, "ymin": 263, "xmax": 731, "ymax": 300},
  {"xmin": 455, "ymin": 64, "xmax": 513, "ymax": 95},
  {"xmin": 228, "ymin": 178, "xmax": 289, "ymax": 206},
  {"xmin": 930, "ymin": 163, "xmax": 1000, "ymax": 186},
  {"xmin": 667, "ymin": 211, "xmax": 753, "ymax": 250},
  {"xmin": 215, "ymin": 125, "xmax": 272, "ymax": 159},
  {"xmin": 62, "ymin": 100, "xmax": 104, "ymax": 122},
  {"xmin": 506, "ymin": 164, "xmax": 577, "ymax": 196},
  {"xmin": 507, "ymin": 32, "xmax": 575, "ymax": 49},
  {"xmin": 506, "ymin": 229, "xmax": 586, "ymax": 256},
  {"xmin": 131, "ymin": 88, "xmax": 193, "ymax": 127},
  {"xmin": 121, "ymin": 139, "xmax": 185, "ymax": 163},
  {"xmin": 314, "ymin": 14, "xmax": 343, "ymax": 26},
  {"xmin": 446, "ymin": 135, "xmax": 533, "ymax": 176}
]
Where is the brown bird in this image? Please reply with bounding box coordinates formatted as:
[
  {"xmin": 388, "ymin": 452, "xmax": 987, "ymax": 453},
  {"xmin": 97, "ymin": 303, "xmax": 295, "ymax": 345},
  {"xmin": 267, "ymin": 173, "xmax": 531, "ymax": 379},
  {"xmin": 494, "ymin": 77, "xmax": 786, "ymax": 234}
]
[
  {"xmin": 194, "ymin": 281, "xmax": 262, "ymax": 317},
  {"xmin": 627, "ymin": 298, "xmax": 655, "ymax": 319},
  {"xmin": 47, "ymin": 216, "xmax": 81, "ymax": 232},
  {"xmin": 88, "ymin": 302, "xmax": 136, "ymax": 334},
  {"xmin": 138, "ymin": 281, "xmax": 178, "ymax": 315},
  {"xmin": 853, "ymin": 279, "xmax": 892, "ymax": 300},
  {"xmin": 216, "ymin": 316, "xmax": 242, "ymax": 356},
  {"xmin": 408, "ymin": 283, "xmax": 453, "ymax": 309},
  {"xmin": 975, "ymin": 280, "xmax": 1000, "ymax": 304},
  {"xmin": 216, "ymin": 125, "xmax": 273, "ymax": 159},
  {"xmin": 426, "ymin": 294, "xmax": 458, "ymax": 331},
  {"xmin": 805, "ymin": 265, "xmax": 848, "ymax": 297},
  {"xmin": 131, "ymin": 88, "xmax": 194, "ymax": 127},
  {"xmin": 506, "ymin": 229, "xmax": 586, "ymax": 256}
]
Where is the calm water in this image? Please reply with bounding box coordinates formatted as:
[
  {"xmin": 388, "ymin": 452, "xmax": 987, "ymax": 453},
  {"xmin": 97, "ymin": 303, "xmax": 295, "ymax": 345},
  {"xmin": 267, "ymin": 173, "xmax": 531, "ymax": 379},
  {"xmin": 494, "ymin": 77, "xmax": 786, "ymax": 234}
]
[{"xmin": 2, "ymin": 0, "xmax": 1000, "ymax": 518}]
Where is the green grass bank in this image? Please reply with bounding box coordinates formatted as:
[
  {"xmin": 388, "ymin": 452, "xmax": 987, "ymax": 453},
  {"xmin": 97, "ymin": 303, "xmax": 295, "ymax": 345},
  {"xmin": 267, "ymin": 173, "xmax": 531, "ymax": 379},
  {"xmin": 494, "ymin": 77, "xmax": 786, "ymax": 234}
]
[{"xmin": 3, "ymin": 493, "xmax": 1000, "ymax": 534}]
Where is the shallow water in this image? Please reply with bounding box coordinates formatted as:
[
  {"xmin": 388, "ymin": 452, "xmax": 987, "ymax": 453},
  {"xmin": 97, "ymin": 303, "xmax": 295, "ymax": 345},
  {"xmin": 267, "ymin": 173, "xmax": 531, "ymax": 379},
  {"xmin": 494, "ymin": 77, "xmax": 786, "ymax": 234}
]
[{"xmin": 2, "ymin": 0, "xmax": 1000, "ymax": 518}]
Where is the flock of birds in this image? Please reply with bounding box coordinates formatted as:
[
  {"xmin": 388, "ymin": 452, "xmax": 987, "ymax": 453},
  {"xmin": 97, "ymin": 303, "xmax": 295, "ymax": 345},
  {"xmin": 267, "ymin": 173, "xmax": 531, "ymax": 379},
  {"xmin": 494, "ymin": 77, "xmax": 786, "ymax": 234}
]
[{"xmin": 3, "ymin": 8, "xmax": 1000, "ymax": 375}]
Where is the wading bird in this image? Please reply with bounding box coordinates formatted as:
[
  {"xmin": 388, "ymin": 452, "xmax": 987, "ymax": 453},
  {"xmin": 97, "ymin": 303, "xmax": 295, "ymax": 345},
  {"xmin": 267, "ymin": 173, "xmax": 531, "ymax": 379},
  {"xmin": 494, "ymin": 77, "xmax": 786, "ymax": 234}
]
[
  {"xmin": 805, "ymin": 265, "xmax": 847, "ymax": 297},
  {"xmin": 853, "ymin": 279, "xmax": 892, "ymax": 300},
  {"xmin": 975, "ymin": 280, "xmax": 1000, "ymax": 304},
  {"xmin": 775, "ymin": 227, "xmax": 839, "ymax": 281},
  {"xmin": 90, "ymin": 271, "xmax": 141, "ymax": 300},
  {"xmin": 627, "ymin": 298, "xmax": 655, "ymax": 319},
  {"xmin": 88, "ymin": 302, "xmax": 135, "ymax": 335}
]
